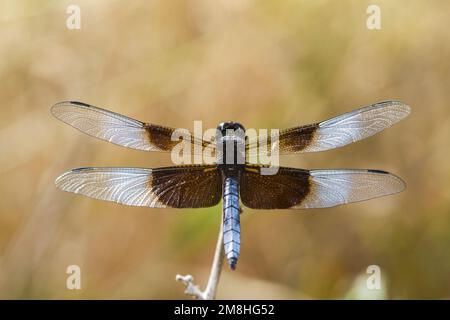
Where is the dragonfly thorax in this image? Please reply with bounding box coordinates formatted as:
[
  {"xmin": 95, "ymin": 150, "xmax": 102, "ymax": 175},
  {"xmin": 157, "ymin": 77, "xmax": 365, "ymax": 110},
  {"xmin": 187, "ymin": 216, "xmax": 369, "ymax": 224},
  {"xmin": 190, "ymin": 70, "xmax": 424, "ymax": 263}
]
[{"xmin": 216, "ymin": 121, "xmax": 246, "ymax": 167}]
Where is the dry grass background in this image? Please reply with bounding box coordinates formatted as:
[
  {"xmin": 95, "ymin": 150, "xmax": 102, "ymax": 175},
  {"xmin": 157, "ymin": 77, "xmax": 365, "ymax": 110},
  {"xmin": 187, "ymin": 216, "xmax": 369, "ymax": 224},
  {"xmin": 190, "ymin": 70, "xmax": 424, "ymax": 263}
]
[{"xmin": 0, "ymin": 0, "xmax": 449, "ymax": 299}]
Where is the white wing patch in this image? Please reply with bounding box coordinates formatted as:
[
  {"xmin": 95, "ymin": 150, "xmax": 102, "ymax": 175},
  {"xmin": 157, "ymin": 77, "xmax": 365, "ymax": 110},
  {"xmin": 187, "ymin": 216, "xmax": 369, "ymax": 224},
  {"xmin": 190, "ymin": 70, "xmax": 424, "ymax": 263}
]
[
  {"xmin": 55, "ymin": 167, "xmax": 166, "ymax": 207},
  {"xmin": 297, "ymin": 169, "xmax": 406, "ymax": 208},
  {"xmin": 51, "ymin": 101, "xmax": 160, "ymax": 151},
  {"xmin": 303, "ymin": 101, "xmax": 410, "ymax": 152}
]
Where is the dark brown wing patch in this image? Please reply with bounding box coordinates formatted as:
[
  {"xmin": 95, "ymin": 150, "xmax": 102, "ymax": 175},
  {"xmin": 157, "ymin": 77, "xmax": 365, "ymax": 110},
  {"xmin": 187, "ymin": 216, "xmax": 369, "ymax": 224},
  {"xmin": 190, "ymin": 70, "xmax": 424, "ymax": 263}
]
[
  {"xmin": 240, "ymin": 165, "xmax": 311, "ymax": 209},
  {"xmin": 145, "ymin": 125, "xmax": 179, "ymax": 151},
  {"xmin": 278, "ymin": 124, "xmax": 318, "ymax": 153},
  {"xmin": 245, "ymin": 124, "xmax": 318, "ymax": 158},
  {"xmin": 150, "ymin": 165, "xmax": 222, "ymax": 208}
]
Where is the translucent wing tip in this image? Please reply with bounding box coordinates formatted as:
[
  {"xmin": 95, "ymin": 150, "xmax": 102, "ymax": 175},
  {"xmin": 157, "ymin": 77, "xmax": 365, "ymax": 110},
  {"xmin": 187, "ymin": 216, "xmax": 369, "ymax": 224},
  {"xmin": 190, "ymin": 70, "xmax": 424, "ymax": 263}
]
[
  {"xmin": 366, "ymin": 169, "xmax": 407, "ymax": 194},
  {"xmin": 308, "ymin": 169, "xmax": 407, "ymax": 207},
  {"xmin": 54, "ymin": 168, "xmax": 81, "ymax": 187},
  {"xmin": 54, "ymin": 170, "xmax": 72, "ymax": 191},
  {"xmin": 384, "ymin": 100, "xmax": 411, "ymax": 119},
  {"xmin": 55, "ymin": 167, "xmax": 100, "ymax": 190},
  {"xmin": 50, "ymin": 101, "xmax": 63, "ymax": 118},
  {"xmin": 51, "ymin": 101, "xmax": 87, "ymax": 118}
]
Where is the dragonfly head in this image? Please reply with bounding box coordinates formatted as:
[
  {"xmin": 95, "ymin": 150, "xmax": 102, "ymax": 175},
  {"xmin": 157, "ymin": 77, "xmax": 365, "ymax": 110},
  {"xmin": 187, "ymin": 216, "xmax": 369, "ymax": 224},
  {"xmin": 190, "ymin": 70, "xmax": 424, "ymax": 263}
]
[{"xmin": 217, "ymin": 121, "xmax": 245, "ymax": 136}]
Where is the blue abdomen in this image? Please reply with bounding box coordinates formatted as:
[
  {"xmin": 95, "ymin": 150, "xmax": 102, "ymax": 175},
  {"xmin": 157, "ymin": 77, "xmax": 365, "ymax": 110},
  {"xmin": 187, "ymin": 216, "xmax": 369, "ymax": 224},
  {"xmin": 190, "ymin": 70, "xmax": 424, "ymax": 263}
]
[{"xmin": 222, "ymin": 175, "xmax": 240, "ymax": 270}]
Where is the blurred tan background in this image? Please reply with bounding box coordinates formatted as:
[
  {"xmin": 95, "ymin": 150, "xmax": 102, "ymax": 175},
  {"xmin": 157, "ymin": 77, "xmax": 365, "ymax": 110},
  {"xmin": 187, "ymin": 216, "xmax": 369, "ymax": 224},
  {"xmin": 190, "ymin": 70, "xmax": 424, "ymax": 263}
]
[{"xmin": 0, "ymin": 0, "xmax": 449, "ymax": 299}]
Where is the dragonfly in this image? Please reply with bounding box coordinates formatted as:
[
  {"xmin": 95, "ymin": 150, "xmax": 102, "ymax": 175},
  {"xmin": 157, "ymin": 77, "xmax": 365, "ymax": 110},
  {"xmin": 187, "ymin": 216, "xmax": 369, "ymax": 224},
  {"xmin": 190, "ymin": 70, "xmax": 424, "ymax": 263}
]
[{"xmin": 52, "ymin": 100, "xmax": 410, "ymax": 270}]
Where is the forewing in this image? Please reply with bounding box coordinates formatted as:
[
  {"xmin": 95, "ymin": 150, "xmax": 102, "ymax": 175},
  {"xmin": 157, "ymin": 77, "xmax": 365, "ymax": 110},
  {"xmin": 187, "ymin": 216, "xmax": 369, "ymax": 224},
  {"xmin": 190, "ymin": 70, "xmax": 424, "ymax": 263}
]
[
  {"xmin": 240, "ymin": 165, "xmax": 405, "ymax": 209},
  {"xmin": 247, "ymin": 101, "xmax": 410, "ymax": 155},
  {"xmin": 51, "ymin": 101, "xmax": 214, "ymax": 154},
  {"xmin": 55, "ymin": 165, "xmax": 222, "ymax": 208}
]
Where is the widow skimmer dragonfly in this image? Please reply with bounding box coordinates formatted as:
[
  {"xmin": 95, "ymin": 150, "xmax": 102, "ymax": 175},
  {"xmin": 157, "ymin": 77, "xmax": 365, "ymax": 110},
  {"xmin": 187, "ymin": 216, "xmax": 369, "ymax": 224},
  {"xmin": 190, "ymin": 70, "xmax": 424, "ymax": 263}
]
[{"xmin": 52, "ymin": 100, "xmax": 410, "ymax": 270}]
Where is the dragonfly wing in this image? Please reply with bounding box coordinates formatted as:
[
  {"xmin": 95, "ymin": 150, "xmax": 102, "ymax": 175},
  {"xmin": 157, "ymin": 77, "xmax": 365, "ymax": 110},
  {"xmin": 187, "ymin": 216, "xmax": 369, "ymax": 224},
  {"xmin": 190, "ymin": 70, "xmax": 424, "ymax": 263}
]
[
  {"xmin": 51, "ymin": 101, "xmax": 214, "ymax": 154},
  {"xmin": 55, "ymin": 165, "xmax": 222, "ymax": 208},
  {"xmin": 240, "ymin": 165, "xmax": 405, "ymax": 209}
]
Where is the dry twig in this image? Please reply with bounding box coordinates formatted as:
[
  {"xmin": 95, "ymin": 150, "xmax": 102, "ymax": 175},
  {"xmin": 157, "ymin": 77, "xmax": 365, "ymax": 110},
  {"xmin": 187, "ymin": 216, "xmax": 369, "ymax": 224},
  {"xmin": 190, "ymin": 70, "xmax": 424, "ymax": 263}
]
[{"xmin": 176, "ymin": 212, "xmax": 224, "ymax": 300}]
